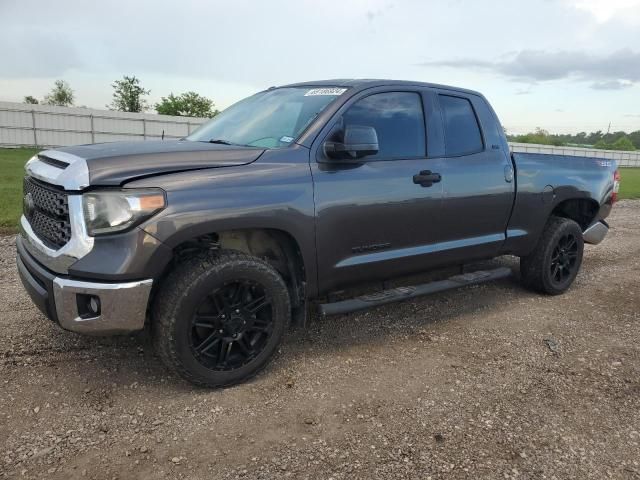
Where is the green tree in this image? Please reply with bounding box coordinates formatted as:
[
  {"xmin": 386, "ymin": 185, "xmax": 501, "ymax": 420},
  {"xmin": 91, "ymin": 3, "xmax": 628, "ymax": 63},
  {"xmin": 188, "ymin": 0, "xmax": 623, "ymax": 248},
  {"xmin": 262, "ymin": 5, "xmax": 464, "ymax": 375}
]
[
  {"xmin": 507, "ymin": 128, "xmax": 640, "ymax": 149},
  {"xmin": 24, "ymin": 96, "xmax": 39, "ymax": 104},
  {"xmin": 510, "ymin": 128, "xmax": 564, "ymax": 146},
  {"xmin": 155, "ymin": 91, "xmax": 219, "ymax": 118},
  {"xmin": 628, "ymin": 130, "xmax": 640, "ymax": 149},
  {"xmin": 586, "ymin": 130, "xmax": 604, "ymax": 145},
  {"xmin": 594, "ymin": 136, "xmax": 636, "ymax": 151},
  {"xmin": 108, "ymin": 75, "xmax": 150, "ymax": 112},
  {"xmin": 611, "ymin": 136, "xmax": 636, "ymax": 151},
  {"xmin": 44, "ymin": 80, "xmax": 74, "ymax": 106}
]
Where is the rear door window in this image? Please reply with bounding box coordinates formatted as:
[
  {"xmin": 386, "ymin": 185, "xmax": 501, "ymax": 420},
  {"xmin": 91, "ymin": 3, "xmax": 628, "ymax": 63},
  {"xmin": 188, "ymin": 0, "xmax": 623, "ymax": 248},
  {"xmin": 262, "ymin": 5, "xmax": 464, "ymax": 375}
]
[
  {"xmin": 439, "ymin": 95, "xmax": 483, "ymax": 156},
  {"xmin": 342, "ymin": 92, "xmax": 426, "ymax": 160}
]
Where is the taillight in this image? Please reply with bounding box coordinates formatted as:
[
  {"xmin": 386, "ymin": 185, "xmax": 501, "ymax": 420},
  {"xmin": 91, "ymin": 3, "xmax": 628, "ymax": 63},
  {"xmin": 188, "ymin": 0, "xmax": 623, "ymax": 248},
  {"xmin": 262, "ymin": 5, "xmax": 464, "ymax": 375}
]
[{"xmin": 612, "ymin": 170, "xmax": 621, "ymax": 204}]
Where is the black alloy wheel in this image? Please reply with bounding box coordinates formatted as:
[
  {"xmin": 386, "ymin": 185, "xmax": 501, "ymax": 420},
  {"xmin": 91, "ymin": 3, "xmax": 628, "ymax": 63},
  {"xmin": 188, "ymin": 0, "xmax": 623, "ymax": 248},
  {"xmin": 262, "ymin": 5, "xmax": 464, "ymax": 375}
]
[
  {"xmin": 152, "ymin": 250, "xmax": 291, "ymax": 388},
  {"xmin": 549, "ymin": 233, "xmax": 579, "ymax": 287},
  {"xmin": 190, "ymin": 280, "xmax": 274, "ymax": 371},
  {"xmin": 520, "ymin": 216, "xmax": 584, "ymax": 295}
]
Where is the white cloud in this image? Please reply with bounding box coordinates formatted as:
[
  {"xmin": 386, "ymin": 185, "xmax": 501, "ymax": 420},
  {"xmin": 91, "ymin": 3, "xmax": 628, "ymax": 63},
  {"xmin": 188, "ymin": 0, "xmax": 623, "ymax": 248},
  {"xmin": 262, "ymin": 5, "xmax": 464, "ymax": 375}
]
[{"xmin": 568, "ymin": 0, "xmax": 640, "ymax": 22}]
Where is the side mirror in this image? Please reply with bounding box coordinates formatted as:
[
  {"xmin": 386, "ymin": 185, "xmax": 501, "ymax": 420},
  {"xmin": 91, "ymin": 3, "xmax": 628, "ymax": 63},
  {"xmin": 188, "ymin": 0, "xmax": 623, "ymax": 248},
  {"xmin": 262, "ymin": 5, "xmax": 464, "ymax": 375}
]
[{"xmin": 324, "ymin": 125, "xmax": 379, "ymax": 160}]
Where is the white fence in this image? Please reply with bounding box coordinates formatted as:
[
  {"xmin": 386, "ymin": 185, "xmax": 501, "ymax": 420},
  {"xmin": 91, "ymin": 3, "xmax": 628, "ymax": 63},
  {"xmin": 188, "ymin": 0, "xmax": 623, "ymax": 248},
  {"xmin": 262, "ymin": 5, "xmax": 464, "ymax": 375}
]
[
  {"xmin": 1, "ymin": 101, "xmax": 639, "ymax": 167},
  {"xmin": 509, "ymin": 142, "xmax": 640, "ymax": 167},
  {"xmin": 0, "ymin": 101, "xmax": 208, "ymax": 148}
]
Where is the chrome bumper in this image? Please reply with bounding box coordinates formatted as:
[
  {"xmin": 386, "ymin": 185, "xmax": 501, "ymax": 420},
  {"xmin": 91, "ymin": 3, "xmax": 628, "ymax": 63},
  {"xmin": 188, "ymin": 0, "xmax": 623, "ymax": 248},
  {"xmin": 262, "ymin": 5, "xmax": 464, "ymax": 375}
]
[
  {"xmin": 583, "ymin": 220, "xmax": 609, "ymax": 245},
  {"xmin": 52, "ymin": 277, "xmax": 153, "ymax": 335},
  {"xmin": 17, "ymin": 240, "xmax": 153, "ymax": 336}
]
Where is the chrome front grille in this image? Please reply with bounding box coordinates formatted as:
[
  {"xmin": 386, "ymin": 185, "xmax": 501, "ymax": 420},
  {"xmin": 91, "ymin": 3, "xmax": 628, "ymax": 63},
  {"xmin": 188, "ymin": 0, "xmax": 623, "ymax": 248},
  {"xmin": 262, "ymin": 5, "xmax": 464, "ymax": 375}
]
[{"xmin": 23, "ymin": 176, "xmax": 71, "ymax": 249}]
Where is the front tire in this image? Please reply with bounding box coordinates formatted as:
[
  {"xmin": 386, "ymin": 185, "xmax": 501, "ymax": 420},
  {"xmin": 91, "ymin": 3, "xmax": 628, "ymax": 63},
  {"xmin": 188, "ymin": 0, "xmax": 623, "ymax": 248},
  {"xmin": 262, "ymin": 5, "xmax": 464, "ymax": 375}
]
[
  {"xmin": 152, "ymin": 250, "xmax": 290, "ymax": 387},
  {"xmin": 520, "ymin": 216, "xmax": 584, "ymax": 295}
]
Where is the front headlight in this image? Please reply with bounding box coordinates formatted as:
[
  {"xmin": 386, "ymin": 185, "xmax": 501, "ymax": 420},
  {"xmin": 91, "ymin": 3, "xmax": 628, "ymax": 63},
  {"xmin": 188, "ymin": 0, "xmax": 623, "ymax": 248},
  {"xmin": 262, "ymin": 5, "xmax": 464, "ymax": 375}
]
[{"xmin": 82, "ymin": 189, "xmax": 166, "ymax": 236}]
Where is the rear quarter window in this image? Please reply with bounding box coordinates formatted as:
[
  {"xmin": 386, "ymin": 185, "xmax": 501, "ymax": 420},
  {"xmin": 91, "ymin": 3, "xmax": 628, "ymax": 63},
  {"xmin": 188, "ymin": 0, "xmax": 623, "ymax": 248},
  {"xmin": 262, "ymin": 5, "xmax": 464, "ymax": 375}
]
[{"xmin": 439, "ymin": 95, "xmax": 484, "ymax": 156}]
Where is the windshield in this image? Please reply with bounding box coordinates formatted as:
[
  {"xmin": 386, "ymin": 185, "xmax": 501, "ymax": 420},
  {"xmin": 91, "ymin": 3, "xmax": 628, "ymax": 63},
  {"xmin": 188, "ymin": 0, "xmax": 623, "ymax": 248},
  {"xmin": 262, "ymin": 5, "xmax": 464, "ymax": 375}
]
[{"xmin": 186, "ymin": 87, "xmax": 347, "ymax": 148}]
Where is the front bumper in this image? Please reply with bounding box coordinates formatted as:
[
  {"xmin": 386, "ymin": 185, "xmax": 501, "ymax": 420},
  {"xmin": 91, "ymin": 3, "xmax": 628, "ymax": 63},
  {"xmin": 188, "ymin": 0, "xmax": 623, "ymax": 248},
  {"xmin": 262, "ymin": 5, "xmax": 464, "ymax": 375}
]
[{"xmin": 17, "ymin": 236, "xmax": 152, "ymax": 335}]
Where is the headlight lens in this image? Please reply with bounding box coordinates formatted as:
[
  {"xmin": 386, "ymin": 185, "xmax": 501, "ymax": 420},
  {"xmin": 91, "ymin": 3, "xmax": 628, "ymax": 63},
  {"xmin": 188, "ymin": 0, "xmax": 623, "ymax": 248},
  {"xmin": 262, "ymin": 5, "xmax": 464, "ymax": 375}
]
[{"xmin": 82, "ymin": 189, "xmax": 166, "ymax": 236}]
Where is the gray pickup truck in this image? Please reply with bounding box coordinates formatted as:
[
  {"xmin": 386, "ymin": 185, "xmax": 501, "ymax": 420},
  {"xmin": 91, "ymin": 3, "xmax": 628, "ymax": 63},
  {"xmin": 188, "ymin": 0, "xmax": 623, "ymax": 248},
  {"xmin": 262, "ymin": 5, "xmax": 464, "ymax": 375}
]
[{"xmin": 16, "ymin": 79, "xmax": 620, "ymax": 387}]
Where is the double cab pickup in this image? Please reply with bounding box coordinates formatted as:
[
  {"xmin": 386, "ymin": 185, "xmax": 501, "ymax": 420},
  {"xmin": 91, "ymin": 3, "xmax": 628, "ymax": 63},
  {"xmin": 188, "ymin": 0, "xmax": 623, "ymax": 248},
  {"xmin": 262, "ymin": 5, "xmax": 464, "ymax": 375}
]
[{"xmin": 17, "ymin": 79, "xmax": 619, "ymax": 386}]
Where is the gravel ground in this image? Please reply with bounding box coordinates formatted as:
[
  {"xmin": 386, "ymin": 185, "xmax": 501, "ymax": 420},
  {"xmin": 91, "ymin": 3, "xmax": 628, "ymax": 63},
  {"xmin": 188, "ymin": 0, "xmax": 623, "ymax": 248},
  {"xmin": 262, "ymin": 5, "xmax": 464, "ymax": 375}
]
[{"xmin": 1, "ymin": 201, "xmax": 639, "ymax": 480}]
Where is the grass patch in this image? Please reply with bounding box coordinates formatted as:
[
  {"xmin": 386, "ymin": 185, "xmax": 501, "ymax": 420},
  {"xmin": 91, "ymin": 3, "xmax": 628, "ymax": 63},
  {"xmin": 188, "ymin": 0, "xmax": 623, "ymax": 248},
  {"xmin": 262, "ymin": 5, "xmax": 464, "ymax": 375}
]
[
  {"xmin": 619, "ymin": 168, "xmax": 640, "ymax": 200},
  {"xmin": 0, "ymin": 148, "xmax": 38, "ymax": 232}
]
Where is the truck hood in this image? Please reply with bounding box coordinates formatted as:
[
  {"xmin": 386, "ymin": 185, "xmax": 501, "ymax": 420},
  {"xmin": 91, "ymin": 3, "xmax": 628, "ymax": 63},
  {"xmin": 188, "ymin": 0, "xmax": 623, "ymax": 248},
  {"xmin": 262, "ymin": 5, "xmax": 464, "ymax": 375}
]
[{"xmin": 48, "ymin": 140, "xmax": 265, "ymax": 187}]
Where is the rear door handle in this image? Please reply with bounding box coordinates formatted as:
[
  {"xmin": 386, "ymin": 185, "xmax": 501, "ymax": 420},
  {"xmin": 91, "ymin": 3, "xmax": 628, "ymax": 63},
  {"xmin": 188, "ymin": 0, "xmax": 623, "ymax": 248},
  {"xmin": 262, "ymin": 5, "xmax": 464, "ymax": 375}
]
[{"xmin": 413, "ymin": 170, "xmax": 441, "ymax": 187}]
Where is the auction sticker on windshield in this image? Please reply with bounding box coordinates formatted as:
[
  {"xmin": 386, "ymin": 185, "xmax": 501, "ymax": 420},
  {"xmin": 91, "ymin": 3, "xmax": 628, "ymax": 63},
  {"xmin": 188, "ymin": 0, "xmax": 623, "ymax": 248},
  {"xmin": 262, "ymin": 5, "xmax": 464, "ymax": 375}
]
[{"xmin": 304, "ymin": 88, "xmax": 347, "ymax": 96}]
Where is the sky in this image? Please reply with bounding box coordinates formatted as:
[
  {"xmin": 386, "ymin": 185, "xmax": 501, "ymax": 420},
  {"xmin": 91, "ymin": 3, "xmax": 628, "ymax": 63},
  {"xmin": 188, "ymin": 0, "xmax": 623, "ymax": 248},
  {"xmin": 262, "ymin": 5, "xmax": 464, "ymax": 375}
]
[{"xmin": 1, "ymin": 0, "xmax": 639, "ymax": 134}]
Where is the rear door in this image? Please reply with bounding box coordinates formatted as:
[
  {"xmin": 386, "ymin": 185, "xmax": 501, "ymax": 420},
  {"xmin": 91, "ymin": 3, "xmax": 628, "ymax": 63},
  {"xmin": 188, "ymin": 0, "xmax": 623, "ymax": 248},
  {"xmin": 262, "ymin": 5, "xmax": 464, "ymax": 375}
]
[
  {"xmin": 427, "ymin": 91, "xmax": 515, "ymax": 264},
  {"xmin": 311, "ymin": 89, "xmax": 443, "ymax": 294}
]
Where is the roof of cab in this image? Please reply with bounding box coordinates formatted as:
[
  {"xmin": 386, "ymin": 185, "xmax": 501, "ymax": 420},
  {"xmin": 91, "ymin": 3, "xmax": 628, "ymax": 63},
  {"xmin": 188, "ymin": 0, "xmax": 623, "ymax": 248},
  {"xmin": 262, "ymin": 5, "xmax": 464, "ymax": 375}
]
[{"xmin": 279, "ymin": 79, "xmax": 483, "ymax": 97}]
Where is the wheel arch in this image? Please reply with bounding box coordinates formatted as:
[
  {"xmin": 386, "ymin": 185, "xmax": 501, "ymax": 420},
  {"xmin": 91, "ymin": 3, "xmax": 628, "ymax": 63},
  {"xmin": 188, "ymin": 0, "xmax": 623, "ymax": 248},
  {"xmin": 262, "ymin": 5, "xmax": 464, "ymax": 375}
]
[
  {"xmin": 167, "ymin": 228, "xmax": 307, "ymax": 316},
  {"xmin": 550, "ymin": 197, "xmax": 600, "ymax": 231}
]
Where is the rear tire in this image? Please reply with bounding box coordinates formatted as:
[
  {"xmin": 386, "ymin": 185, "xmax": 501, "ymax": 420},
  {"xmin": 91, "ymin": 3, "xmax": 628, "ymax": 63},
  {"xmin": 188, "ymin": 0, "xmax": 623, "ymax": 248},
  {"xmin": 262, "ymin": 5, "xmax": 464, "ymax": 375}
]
[
  {"xmin": 520, "ymin": 216, "xmax": 584, "ymax": 295},
  {"xmin": 152, "ymin": 250, "xmax": 290, "ymax": 388}
]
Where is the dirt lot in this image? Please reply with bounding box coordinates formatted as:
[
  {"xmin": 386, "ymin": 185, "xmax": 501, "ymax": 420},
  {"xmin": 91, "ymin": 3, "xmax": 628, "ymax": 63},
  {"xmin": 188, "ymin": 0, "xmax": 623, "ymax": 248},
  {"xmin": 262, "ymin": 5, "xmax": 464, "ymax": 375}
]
[{"xmin": 1, "ymin": 202, "xmax": 639, "ymax": 480}]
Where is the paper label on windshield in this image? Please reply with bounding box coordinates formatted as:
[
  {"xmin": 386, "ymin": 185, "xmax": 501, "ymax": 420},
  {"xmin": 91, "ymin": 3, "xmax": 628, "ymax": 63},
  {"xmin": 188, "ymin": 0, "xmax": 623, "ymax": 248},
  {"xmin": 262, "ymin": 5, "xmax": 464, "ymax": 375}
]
[
  {"xmin": 280, "ymin": 136, "xmax": 294, "ymax": 143},
  {"xmin": 304, "ymin": 88, "xmax": 347, "ymax": 96}
]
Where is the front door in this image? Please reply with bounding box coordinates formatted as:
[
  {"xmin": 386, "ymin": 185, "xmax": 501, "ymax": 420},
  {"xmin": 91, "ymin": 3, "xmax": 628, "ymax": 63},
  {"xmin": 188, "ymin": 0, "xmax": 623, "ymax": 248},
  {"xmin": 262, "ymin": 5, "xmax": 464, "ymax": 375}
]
[{"xmin": 311, "ymin": 90, "xmax": 443, "ymax": 294}]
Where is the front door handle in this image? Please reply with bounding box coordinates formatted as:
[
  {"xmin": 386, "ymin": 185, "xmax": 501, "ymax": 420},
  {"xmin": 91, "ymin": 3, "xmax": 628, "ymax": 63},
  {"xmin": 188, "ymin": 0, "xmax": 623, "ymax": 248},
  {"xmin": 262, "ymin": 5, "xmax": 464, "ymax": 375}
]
[{"xmin": 413, "ymin": 170, "xmax": 441, "ymax": 187}]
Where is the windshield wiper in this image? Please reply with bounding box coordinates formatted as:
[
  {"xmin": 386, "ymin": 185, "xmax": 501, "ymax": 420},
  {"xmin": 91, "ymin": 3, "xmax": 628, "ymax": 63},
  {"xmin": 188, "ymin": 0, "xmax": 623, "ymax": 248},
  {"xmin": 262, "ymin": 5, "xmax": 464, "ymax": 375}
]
[{"xmin": 208, "ymin": 139, "xmax": 237, "ymax": 145}]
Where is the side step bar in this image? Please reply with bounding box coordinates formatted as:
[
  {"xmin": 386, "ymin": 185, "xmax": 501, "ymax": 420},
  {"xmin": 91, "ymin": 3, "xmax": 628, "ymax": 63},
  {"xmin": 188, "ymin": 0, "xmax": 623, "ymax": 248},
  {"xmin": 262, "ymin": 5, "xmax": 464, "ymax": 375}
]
[{"xmin": 318, "ymin": 267, "xmax": 512, "ymax": 316}]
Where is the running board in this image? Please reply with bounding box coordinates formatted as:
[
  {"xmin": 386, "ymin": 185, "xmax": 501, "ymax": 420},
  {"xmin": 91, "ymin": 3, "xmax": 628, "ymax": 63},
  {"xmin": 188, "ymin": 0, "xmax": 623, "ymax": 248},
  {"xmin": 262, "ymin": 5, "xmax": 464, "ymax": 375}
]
[{"xmin": 318, "ymin": 267, "xmax": 512, "ymax": 316}]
